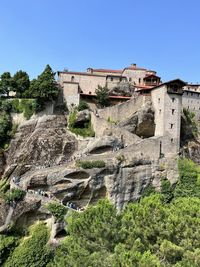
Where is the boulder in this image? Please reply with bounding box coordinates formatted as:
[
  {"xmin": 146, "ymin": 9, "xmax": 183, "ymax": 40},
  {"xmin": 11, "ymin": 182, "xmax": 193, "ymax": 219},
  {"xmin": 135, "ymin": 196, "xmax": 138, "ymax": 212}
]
[
  {"xmin": 118, "ymin": 101, "xmax": 155, "ymax": 138},
  {"xmin": 5, "ymin": 115, "xmax": 78, "ymax": 176},
  {"xmin": 73, "ymin": 110, "xmax": 90, "ymax": 128},
  {"xmin": 109, "ymin": 82, "xmax": 135, "ymax": 97}
]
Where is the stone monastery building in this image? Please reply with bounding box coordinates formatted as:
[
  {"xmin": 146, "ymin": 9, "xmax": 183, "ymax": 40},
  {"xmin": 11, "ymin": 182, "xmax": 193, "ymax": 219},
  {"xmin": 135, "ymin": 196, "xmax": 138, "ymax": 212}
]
[{"xmin": 58, "ymin": 64, "xmax": 200, "ymax": 157}]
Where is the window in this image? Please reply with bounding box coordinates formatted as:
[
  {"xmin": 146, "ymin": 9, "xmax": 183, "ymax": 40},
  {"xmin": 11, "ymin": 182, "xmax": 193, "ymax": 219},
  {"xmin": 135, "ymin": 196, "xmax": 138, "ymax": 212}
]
[
  {"xmin": 139, "ymin": 78, "xmax": 141, "ymax": 84},
  {"xmin": 71, "ymin": 76, "xmax": 75, "ymax": 82},
  {"xmin": 89, "ymin": 91, "xmax": 91, "ymax": 94},
  {"xmin": 159, "ymin": 109, "xmax": 161, "ymax": 114},
  {"xmin": 191, "ymin": 93, "xmax": 193, "ymax": 96},
  {"xmin": 170, "ymin": 123, "xmax": 174, "ymax": 129},
  {"xmin": 172, "ymin": 98, "xmax": 175, "ymax": 102},
  {"xmin": 171, "ymin": 138, "xmax": 173, "ymax": 143},
  {"xmin": 110, "ymin": 77, "xmax": 113, "ymax": 81},
  {"xmin": 158, "ymin": 98, "xmax": 160, "ymax": 103},
  {"xmin": 129, "ymin": 78, "xmax": 132, "ymax": 82},
  {"xmin": 172, "ymin": 109, "xmax": 175, "ymax": 115}
]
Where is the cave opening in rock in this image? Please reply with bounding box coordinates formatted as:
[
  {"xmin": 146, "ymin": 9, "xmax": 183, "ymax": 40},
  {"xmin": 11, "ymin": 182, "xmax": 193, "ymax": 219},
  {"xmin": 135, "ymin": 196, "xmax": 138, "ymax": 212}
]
[
  {"xmin": 64, "ymin": 171, "xmax": 90, "ymax": 180},
  {"xmin": 90, "ymin": 145, "xmax": 113, "ymax": 154},
  {"xmin": 55, "ymin": 229, "xmax": 67, "ymax": 238}
]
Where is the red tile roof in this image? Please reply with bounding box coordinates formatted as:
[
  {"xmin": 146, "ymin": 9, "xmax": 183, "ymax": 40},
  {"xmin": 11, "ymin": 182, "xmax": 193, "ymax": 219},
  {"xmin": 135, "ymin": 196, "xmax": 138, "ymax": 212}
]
[
  {"xmin": 123, "ymin": 67, "xmax": 147, "ymax": 71},
  {"xmin": 92, "ymin": 69, "xmax": 122, "ymax": 73},
  {"xmin": 58, "ymin": 71, "xmax": 106, "ymax": 78}
]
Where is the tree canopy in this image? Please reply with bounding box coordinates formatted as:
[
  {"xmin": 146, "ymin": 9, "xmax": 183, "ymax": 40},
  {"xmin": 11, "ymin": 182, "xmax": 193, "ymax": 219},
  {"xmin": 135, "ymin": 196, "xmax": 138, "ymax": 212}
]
[
  {"xmin": 12, "ymin": 71, "xmax": 30, "ymax": 97},
  {"xmin": 95, "ymin": 85, "xmax": 110, "ymax": 108},
  {"xmin": 0, "ymin": 72, "xmax": 12, "ymax": 97},
  {"xmin": 28, "ymin": 64, "xmax": 58, "ymax": 102}
]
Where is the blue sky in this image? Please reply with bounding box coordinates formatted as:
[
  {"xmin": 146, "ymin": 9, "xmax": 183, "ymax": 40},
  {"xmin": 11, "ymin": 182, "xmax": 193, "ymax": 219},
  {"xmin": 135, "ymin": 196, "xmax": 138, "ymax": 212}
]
[{"xmin": 0, "ymin": 0, "xmax": 200, "ymax": 82}]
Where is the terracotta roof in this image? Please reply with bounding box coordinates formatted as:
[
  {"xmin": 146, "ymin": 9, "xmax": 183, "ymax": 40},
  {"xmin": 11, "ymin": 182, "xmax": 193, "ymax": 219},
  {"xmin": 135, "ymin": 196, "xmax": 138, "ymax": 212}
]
[
  {"xmin": 92, "ymin": 69, "xmax": 122, "ymax": 73},
  {"xmin": 151, "ymin": 79, "xmax": 187, "ymax": 90},
  {"xmin": 58, "ymin": 71, "xmax": 106, "ymax": 78},
  {"xmin": 123, "ymin": 67, "xmax": 147, "ymax": 71}
]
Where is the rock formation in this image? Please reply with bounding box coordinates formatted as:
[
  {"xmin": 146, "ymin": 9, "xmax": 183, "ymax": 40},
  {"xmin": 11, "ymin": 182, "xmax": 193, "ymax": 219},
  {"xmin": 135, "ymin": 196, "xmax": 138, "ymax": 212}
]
[{"xmin": 0, "ymin": 99, "xmax": 179, "ymax": 234}]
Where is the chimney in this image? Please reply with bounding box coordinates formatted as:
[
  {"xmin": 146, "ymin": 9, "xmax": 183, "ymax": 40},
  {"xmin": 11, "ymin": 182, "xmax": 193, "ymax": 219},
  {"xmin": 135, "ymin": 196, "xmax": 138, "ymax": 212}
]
[
  {"xmin": 87, "ymin": 68, "xmax": 93, "ymax": 73},
  {"xmin": 131, "ymin": 63, "xmax": 137, "ymax": 68}
]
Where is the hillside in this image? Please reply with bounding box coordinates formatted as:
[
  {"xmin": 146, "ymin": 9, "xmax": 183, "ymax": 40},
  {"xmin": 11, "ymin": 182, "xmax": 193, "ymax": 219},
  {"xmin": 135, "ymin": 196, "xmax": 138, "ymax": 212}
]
[{"xmin": 0, "ymin": 66, "xmax": 200, "ymax": 266}]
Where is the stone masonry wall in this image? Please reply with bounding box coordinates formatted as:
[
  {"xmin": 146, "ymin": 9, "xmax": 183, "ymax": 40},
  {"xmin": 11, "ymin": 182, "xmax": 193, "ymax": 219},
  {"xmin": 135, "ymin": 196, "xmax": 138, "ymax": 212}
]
[{"xmin": 98, "ymin": 93, "xmax": 143, "ymax": 122}]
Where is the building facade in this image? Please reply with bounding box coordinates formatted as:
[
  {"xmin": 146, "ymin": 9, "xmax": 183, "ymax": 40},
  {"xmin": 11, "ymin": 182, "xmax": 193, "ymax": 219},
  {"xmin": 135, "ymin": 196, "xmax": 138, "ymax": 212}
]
[{"xmin": 58, "ymin": 64, "xmax": 199, "ymax": 156}]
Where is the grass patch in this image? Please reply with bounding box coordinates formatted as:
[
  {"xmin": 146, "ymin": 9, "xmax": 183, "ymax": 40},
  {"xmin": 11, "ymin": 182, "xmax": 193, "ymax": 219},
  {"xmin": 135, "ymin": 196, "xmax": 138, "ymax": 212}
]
[
  {"xmin": 46, "ymin": 201, "xmax": 67, "ymax": 222},
  {"xmin": 4, "ymin": 188, "xmax": 26, "ymax": 205},
  {"xmin": 76, "ymin": 160, "xmax": 106, "ymax": 169},
  {"xmin": 68, "ymin": 109, "xmax": 95, "ymax": 137}
]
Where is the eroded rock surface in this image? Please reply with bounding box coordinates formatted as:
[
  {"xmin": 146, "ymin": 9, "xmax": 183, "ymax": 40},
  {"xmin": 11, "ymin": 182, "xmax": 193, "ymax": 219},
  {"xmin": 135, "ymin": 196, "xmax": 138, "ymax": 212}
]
[
  {"xmin": 118, "ymin": 101, "xmax": 155, "ymax": 138},
  {"xmin": 5, "ymin": 115, "xmax": 78, "ymax": 176}
]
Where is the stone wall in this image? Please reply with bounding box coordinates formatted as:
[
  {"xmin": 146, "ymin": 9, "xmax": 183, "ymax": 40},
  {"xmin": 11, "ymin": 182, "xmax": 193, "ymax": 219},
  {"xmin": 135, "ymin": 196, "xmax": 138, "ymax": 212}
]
[
  {"xmin": 59, "ymin": 72, "xmax": 106, "ymax": 94},
  {"xmin": 91, "ymin": 113, "xmax": 141, "ymax": 146},
  {"xmin": 98, "ymin": 94, "xmax": 143, "ymax": 122},
  {"xmin": 182, "ymin": 91, "xmax": 200, "ymax": 123},
  {"xmin": 151, "ymin": 86, "xmax": 182, "ymax": 156}
]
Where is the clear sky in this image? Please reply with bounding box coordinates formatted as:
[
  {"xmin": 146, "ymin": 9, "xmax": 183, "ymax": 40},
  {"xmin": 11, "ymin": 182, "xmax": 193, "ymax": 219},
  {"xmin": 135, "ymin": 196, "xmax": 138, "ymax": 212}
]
[{"xmin": 0, "ymin": 0, "xmax": 200, "ymax": 82}]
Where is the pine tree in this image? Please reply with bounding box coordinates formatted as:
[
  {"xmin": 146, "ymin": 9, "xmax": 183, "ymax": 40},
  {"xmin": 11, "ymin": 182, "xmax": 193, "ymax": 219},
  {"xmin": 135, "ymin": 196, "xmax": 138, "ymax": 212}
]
[
  {"xmin": 29, "ymin": 64, "xmax": 58, "ymax": 102},
  {"xmin": 95, "ymin": 85, "xmax": 110, "ymax": 107}
]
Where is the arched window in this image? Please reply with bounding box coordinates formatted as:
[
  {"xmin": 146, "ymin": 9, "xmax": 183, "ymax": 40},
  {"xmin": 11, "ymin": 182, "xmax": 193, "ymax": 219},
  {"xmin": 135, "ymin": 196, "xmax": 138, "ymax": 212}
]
[{"xmin": 71, "ymin": 76, "xmax": 75, "ymax": 82}]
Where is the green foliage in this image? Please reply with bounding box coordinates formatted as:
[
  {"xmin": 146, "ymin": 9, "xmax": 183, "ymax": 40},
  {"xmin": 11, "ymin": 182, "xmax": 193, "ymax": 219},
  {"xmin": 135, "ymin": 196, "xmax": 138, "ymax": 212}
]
[
  {"xmin": 174, "ymin": 158, "xmax": 200, "ymax": 198},
  {"xmin": 0, "ymin": 178, "xmax": 10, "ymax": 195},
  {"xmin": 0, "ymin": 234, "xmax": 19, "ymax": 265},
  {"xmin": 95, "ymin": 85, "xmax": 110, "ymax": 108},
  {"xmin": 142, "ymin": 183, "xmax": 156, "ymax": 198},
  {"xmin": 28, "ymin": 65, "xmax": 58, "ymax": 103},
  {"xmin": 0, "ymin": 72, "xmax": 12, "ymax": 97},
  {"xmin": 77, "ymin": 101, "xmax": 89, "ymax": 111},
  {"xmin": 50, "ymin": 200, "xmax": 122, "ymax": 267},
  {"xmin": 107, "ymin": 116, "xmax": 117, "ymax": 124},
  {"xmin": 4, "ymin": 188, "xmax": 26, "ymax": 204},
  {"xmin": 68, "ymin": 109, "xmax": 95, "ymax": 137},
  {"xmin": 0, "ymin": 100, "xmax": 12, "ymax": 112},
  {"xmin": 4, "ymin": 222, "xmax": 52, "ymax": 267},
  {"xmin": 50, "ymin": 196, "xmax": 200, "ymax": 266},
  {"xmin": 76, "ymin": 160, "xmax": 105, "ymax": 169},
  {"xmin": 161, "ymin": 178, "xmax": 174, "ymax": 203},
  {"xmin": 12, "ymin": 70, "xmax": 30, "ymax": 97},
  {"xmin": 0, "ymin": 111, "xmax": 12, "ymax": 147},
  {"xmin": 1, "ymin": 99, "xmax": 37, "ymax": 119},
  {"xmin": 46, "ymin": 201, "xmax": 67, "ymax": 222},
  {"xmin": 183, "ymin": 108, "xmax": 198, "ymax": 137},
  {"xmin": 68, "ymin": 109, "xmax": 78, "ymax": 128},
  {"xmin": 116, "ymin": 154, "xmax": 125, "ymax": 162}
]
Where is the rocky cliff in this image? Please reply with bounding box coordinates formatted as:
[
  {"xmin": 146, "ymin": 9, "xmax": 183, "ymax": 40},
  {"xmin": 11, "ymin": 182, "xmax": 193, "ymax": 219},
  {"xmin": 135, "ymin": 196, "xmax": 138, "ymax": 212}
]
[{"xmin": 0, "ymin": 101, "xmax": 179, "ymax": 234}]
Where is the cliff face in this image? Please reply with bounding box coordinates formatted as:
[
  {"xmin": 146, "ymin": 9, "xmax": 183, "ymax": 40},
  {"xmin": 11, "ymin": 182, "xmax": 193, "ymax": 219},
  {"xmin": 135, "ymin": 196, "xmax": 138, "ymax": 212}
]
[
  {"xmin": 0, "ymin": 103, "xmax": 179, "ymax": 231},
  {"xmin": 0, "ymin": 149, "xmax": 5, "ymax": 179},
  {"xmin": 4, "ymin": 115, "xmax": 78, "ymax": 177}
]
